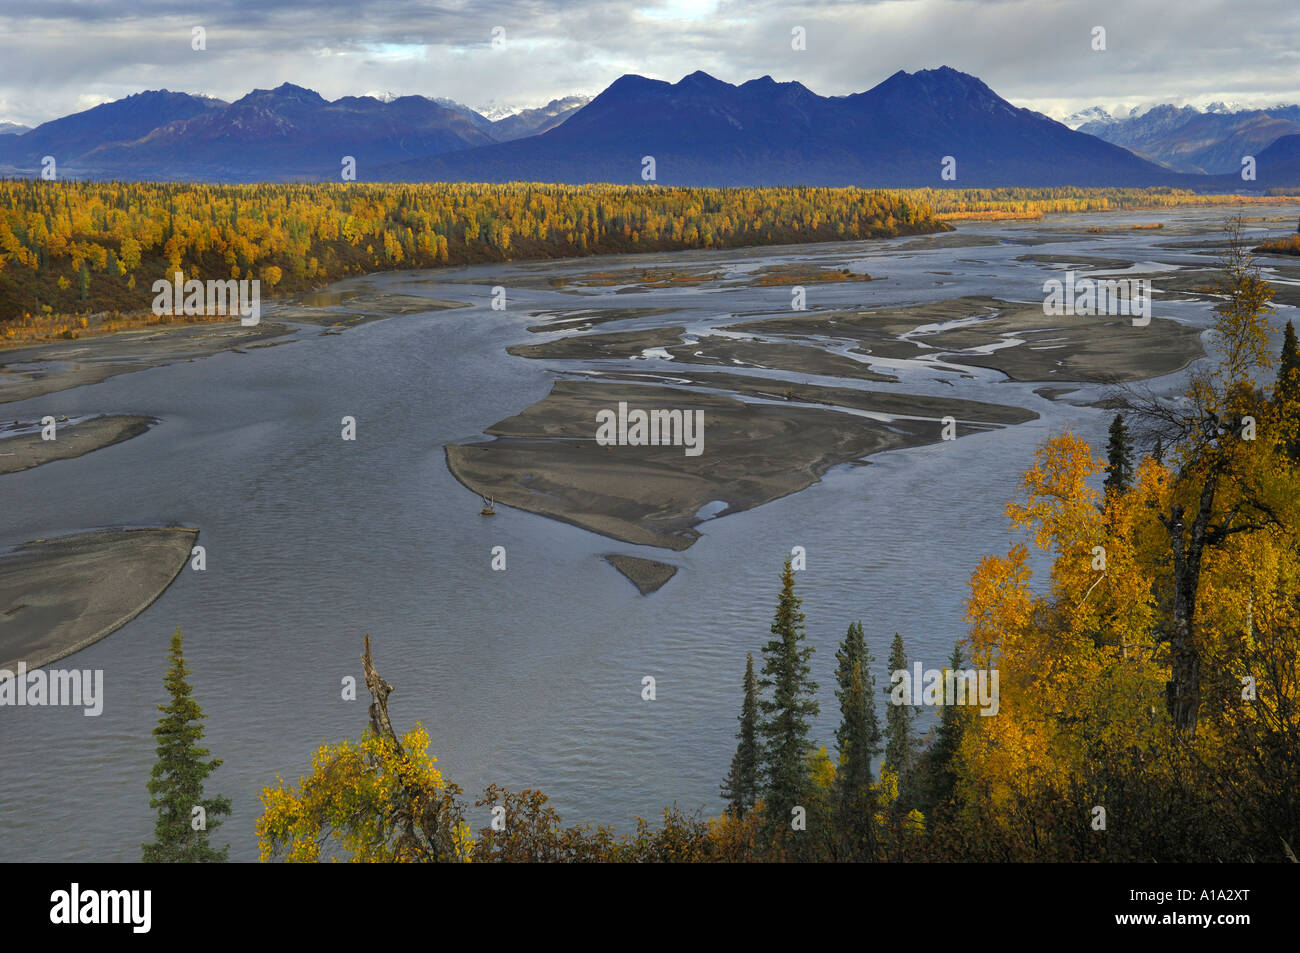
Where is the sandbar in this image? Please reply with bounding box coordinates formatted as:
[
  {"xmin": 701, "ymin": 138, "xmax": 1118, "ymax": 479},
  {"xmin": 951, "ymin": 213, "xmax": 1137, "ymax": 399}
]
[{"xmin": 0, "ymin": 528, "xmax": 197, "ymax": 672}]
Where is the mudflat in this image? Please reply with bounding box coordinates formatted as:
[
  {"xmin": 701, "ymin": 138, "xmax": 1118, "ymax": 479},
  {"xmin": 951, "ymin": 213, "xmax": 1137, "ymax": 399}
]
[
  {"xmin": 444, "ymin": 379, "xmax": 1022, "ymax": 551},
  {"xmin": 920, "ymin": 298, "xmax": 1204, "ymax": 383},
  {"xmin": 0, "ymin": 528, "xmax": 197, "ymax": 672},
  {"xmin": 509, "ymin": 326, "xmax": 897, "ymax": 382},
  {"xmin": 0, "ymin": 414, "xmax": 156, "ymax": 475},
  {"xmin": 571, "ymin": 369, "xmax": 1037, "ymax": 424},
  {"xmin": 0, "ymin": 321, "xmax": 292, "ymax": 403},
  {"xmin": 727, "ymin": 295, "xmax": 1205, "ymax": 383},
  {"xmin": 0, "ymin": 291, "xmax": 470, "ymax": 402},
  {"xmin": 605, "ymin": 555, "xmax": 679, "ymax": 595}
]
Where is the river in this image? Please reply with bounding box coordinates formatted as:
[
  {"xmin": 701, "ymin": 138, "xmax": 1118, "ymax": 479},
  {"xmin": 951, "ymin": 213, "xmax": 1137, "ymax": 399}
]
[{"xmin": 1, "ymin": 205, "xmax": 1294, "ymax": 861}]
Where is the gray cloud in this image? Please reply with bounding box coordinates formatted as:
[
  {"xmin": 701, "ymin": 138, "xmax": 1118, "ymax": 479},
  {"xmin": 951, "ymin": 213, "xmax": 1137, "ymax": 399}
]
[{"xmin": 1, "ymin": 0, "xmax": 1297, "ymax": 126}]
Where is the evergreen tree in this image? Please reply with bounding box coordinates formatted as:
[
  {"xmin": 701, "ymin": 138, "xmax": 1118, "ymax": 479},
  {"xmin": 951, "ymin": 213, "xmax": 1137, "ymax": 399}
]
[
  {"xmin": 882, "ymin": 632, "xmax": 917, "ymax": 808},
  {"xmin": 832, "ymin": 624, "xmax": 883, "ymax": 852},
  {"xmin": 142, "ymin": 628, "xmax": 231, "ymax": 862},
  {"xmin": 1276, "ymin": 321, "xmax": 1300, "ymax": 460},
  {"xmin": 1152, "ymin": 436, "xmax": 1164, "ymax": 465},
  {"xmin": 757, "ymin": 559, "xmax": 820, "ymax": 832},
  {"xmin": 834, "ymin": 621, "xmax": 880, "ymax": 760},
  {"xmin": 914, "ymin": 643, "xmax": 971, "ymax": 818},
  {"xmin": 1104, "ymin": 413, "xmax": 1134, "ymax": 494},
  {"xmin": 720, "ymin": 653, "xmax": 761, "ymax": 819},
  {"xmin": 834, "ymin": 621, "xmax": 879, "ymax": 857},
  {"xmin": 833, "ymin": 655, "xmax": 878, "ymax": 859}
]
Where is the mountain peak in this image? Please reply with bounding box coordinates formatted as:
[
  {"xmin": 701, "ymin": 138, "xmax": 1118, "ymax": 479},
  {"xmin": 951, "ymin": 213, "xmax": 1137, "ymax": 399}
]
[
  {"xmin": 915, "ymin": 66, "xmax": 997, "ymax": 94},
  {"xmin": 677, "ymin": 70, "xmax": 729, "ymax": 90},
  {"xmin": 606, "ymin": 73, "xmax": 665, "ymax": 92},
  {"xmin": 236, "ymin": 83, "xmax": 328, "ymax": 108}
]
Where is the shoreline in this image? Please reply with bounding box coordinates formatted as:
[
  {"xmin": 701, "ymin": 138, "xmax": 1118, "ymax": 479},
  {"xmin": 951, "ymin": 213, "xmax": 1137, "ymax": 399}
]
[
  {"xmin": 0, "ymin": 291, "xmax": 472, "ymax": 403},
  {"xmin": 443, "ymin": 378, "xmax": 1029, "ymax": 551},
  {"xmin": 0, "ymin": 414, "xmax": 156, "ymax": 475},
  {"xmin": 0, "ymin": 528, "xmax": 198, "ymax": 673}
]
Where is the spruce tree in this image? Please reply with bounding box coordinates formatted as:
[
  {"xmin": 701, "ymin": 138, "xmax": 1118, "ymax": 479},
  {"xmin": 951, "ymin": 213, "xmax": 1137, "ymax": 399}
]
[
  {"xmin": 834, "ymin": 621, "xmax": 879, "ymax": 761},
  {"xmin": 833, "ymin": 622, "xmax": 880, "ymax": 850},
  {"xmin": 142, "ymin": 628, "xmax": 231, "ymax": 862},
  {"xmin": 1275, "ymin": 321, "xmax": 1300, "ymax": 460},
  {"xmin": 1152, "ymin": 436, "xmax": 1164, "ymax": 465},
  {"xmin": 757, "ymin": 559, "xmax": 820, "ymax": 831},
  {"xmin": 883, "ymin": 632, "xmax": 917, "ymax": 808},
  {"xmin": 1104, "ymin": 413, "xmax": 1134, "ymax": 494},
  {"xmin": 1280, "ymin": 321, "xmax": 1300, "ymax": 388},
  {"xmin": 833, "ymin": 648, "xmax": 878, "ymax": 860},
  {"xmin": 720, "ymin": 653, "xmax": 760, "ymax": 819},
  {"xmin": 915, "ymin": 643, "xmax": 971, "ymax": 818}
]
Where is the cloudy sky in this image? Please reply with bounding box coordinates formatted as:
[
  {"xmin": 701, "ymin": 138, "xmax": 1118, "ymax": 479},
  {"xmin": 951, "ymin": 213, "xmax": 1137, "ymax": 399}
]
[{"xmin": 2, "ymin": 0, "xmax": 1298, "ymax": 127}]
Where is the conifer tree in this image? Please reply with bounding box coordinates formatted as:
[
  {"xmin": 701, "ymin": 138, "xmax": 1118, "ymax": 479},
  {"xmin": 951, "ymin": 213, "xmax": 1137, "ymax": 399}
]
[
  {"xmin": 1275, "ymin": 321, "xmax": 1300, "ymax": 460},
  {"xmin": 882, "ymin": 632, "xmax": 917, "ymax": 807},
  {"xmin": 142, "ymin": 628, "xmax": 231, "ymax": 862},
  {"xmin": 1104, "ymin": 413, "xmax": 1134, "ymax": 494},
  {"xmin": 834, "ymin": 621, "xmax": 879, "ymax": 762},
  {"xmin": 720, "ymin": 653, "xmax": 761, "ymax": 819},
  {"xmin": 1152, "ymin": 436, "xmax": 1164, "ymax": 465},
  {"xmin": 833, "ymin": 623, "xmax": 880, "ymax": 843},
  {"xmin": 757, "ymin": 559, "xmax": 820, "ymax": 831},
  {"xmin": 833, "ymin": 639, "xmax": 878, "ymax": 859},
  {"xmin": 915, "ymin": 643, "xmax": 971, "ymax": 817}
]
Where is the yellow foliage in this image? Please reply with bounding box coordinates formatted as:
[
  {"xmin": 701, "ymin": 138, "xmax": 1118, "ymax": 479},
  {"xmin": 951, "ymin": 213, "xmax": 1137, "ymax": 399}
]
[{"xmin": 256, "ymin": 724, "xmax": 467, "ymax": 863}]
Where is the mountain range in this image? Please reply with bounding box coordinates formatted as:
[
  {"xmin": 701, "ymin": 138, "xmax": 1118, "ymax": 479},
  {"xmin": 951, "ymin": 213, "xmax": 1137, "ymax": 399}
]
[
  {"xmin": 374, "ymin": 68, "xmax": 1180, "ymax": 187},
  {"xmin": 2, "ymin": 68, "xmax": 1298, "ymax": 188},
  {"xmin": 0, "ymin": 88, "xmax": 587, "ymax": 181},
  {"xmin": 1077, "ymin": 103, "xmax": 1300, "ymax": 174}
]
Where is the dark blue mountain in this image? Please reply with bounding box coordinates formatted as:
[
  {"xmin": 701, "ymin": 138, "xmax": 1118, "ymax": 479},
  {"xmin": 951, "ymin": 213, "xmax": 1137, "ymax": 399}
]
[
  {"xmin": 73, "ymin": 83, "xmax": 496, "ymax": 181},
  {"xmin": 0, "ymin": 70, "xmax": 1228, "ymax": 186},
  {"xmin": 1254, "ymin": 133, "xmax": 1300, "ymax": 186},
  {"xmin": 1081, "ymin": 104, "xmax": 1300, "ymax": 174},
  {"xmin": 0, "ymin": 90, "xmax": 224, "ymax": 169},
  {"xmin": 374, "ymin": 67, "xmax": 1184, "ymax": 187}
]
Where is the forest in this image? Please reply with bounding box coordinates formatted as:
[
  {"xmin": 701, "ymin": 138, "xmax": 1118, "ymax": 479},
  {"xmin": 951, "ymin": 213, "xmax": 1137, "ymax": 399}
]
[
  {"xmin": 1, "ymin": 180, "xmax": 1292, "ymax": 344},
  {"xmin": 139, "ymin": 233, "xmax": 1300, "ymax": 863},
  {"xmin": 0, "ymin": 179, "xmax": 943, "ymax": 334}
]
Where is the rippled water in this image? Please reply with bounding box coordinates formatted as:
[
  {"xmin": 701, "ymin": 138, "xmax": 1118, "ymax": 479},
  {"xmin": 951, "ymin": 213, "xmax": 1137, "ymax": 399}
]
[{"xmin": 1, "ymin": 206, "xmax": 1294, "ymax": 861}]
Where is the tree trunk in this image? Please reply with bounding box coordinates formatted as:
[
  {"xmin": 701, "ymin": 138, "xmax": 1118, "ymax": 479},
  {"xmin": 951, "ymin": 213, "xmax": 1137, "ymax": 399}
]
[
  {"xmin": 1162, "ymin": 472, "xmax": 1218, "ymax": 737},
  {"xmin": 362, "ymin": 633, "xmax": 399, "ymax": 748}
]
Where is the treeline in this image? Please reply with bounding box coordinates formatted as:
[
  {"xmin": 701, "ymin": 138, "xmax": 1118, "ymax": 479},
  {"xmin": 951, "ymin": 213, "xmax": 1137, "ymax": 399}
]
[
  {"xmin": 4, "ymin": 179, "xmax": 1296, "ymax": 335},
  {"xmin": 922, "ymin": 185, "xmax": 1298, "ymax": 219},
  {"xmin": 0, "ymin": 179, "xmax": 944, "ymax": 326}
]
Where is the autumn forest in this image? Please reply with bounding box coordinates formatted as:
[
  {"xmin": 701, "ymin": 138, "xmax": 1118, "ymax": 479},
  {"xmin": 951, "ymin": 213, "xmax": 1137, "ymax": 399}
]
[{"xmin": 0, "ymin": 180, "xmax": 1289, "ymax": 340}]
